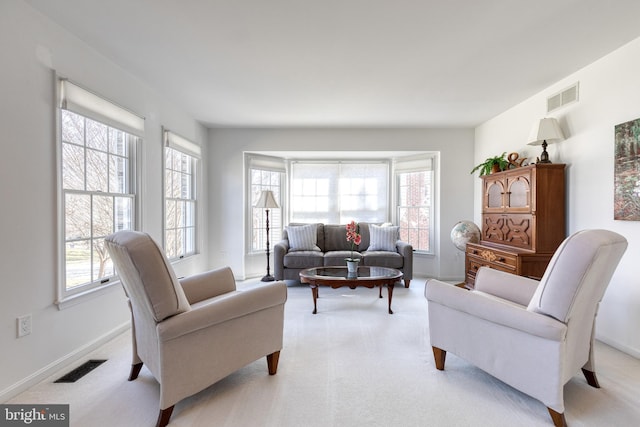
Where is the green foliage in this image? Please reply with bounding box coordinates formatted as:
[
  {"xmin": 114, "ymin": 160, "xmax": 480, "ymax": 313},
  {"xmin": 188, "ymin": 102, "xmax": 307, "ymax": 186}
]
[{"xmin": 470, "ymin": 152, "xmax": 509, "ymax": 177}]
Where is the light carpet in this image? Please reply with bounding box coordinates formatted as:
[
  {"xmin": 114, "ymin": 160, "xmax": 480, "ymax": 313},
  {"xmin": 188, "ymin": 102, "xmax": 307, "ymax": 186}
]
[{"xmin": 9, "ymin": 277, "xmax": 640, "ymax": 426}]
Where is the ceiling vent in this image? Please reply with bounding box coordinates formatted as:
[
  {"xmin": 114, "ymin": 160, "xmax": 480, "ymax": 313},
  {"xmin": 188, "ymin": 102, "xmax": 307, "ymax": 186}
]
[{"xmin": 547, "ymin": 82, "xmax": 579, "ymax": 113}]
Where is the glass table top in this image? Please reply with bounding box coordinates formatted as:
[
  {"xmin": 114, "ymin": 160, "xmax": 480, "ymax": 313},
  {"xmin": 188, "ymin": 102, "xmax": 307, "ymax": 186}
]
[{"xmin": 300, "ymin": 266, "xmax": 402, "ymax": 280}]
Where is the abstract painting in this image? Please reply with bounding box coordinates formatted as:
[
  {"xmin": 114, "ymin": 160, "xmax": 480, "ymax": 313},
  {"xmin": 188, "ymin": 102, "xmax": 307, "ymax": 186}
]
[{"xmin": 614, "ymin": 118, "xmax": 640, "ymax": 220}]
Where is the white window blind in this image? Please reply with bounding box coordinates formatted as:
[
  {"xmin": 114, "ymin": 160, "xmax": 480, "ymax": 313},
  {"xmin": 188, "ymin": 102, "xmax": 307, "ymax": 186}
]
[
  {"xmin": 248, "ymin": 154, "xmax": 287, "ymax": 173},
  {"xmin": 59, "ymin": 79, "xmax": 145, "ymax": 137},
  {"xmin": 290, "ymin": 161, "xmax": 389, "ymax": 224},
  {"xmin": 394, "ymin": 155, "xmax": 434, "ymax": 172},
  {"xmin": 164, "ymin": 129, "xmax": 201, "ymax": 158}
]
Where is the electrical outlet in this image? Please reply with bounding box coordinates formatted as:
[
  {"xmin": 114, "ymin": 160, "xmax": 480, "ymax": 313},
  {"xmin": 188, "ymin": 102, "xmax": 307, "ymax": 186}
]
[{"xmin": 17, "ymin": 314, "xmax": 32, "ymax": 338}]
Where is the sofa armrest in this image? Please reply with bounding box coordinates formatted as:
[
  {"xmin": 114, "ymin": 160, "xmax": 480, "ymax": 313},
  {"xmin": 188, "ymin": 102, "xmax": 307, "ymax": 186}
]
[
  {"xmin": 474, "ymin": 267, "xmax": 539, "ymax": 306},
  {"xmin": 396, "ymin": 240, "xmax": 413, "ymax": 280},
  {"xmin": 180, "ymin": 266, "xmax": 237, "ymax": 305},
  {"xmin": 159, "ymin": 281, "xmax": 287, "ymax": 341},
  {"xmin": 425, "ymin": 279, "xmax": 566, "ymax": 341},
  {"xmin": 273, "ymin": 240, "xmax": 289, "ymax": 280}
]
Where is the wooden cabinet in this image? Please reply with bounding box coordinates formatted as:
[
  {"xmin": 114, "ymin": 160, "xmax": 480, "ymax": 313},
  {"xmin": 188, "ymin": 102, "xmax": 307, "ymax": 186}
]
[{"xmin": 466, "ymin": 163, "xmax": 565, "ymax": 288}]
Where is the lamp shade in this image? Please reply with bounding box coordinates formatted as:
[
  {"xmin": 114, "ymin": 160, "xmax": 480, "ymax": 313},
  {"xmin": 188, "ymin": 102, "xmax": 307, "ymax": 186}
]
[
  {"xmin": 527, "ymin": 118, "xmax": 565, "ymax": 146},
  {"xmin": 255, "ymin": 190, "xmax": 279, "ymax": 209}
]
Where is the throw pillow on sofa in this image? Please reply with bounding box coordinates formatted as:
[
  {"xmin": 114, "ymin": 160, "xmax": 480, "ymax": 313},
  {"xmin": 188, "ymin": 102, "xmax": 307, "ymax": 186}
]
[
  {"xmin": 367, "ymin": 224, "xmax": 399, "ymax": 251},
  {"xmin": 286, "ymin": 224, "xmax": 321, "ymax": 251}
]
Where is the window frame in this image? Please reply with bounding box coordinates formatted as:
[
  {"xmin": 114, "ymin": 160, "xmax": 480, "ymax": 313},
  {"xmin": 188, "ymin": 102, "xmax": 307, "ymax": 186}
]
[
  {"xmin": 246, "ymin": 154, "xmax": 285, "ymax": 255},
  {"xmin": 162, "ymin": 129, "xmax": 200, "ymax": 261},
  {"xmin": 56, "ymin": 79, "xmax": 143, "ymax": 307},
  {"xmin": 393, "ymin": 154, "xmax": 436, "ymax": 255}
]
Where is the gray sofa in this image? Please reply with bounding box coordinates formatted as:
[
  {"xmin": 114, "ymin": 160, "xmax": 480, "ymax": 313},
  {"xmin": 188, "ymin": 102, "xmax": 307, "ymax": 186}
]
[{"xmin": 274, "ymin": 222, "xmax": 413, "ymax": 287}]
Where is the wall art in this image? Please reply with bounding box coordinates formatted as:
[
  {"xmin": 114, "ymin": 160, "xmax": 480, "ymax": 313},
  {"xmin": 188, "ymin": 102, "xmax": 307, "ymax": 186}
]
[{"xmin": 614, "ymin": 118, "xmax": 640, "ymax": 220}]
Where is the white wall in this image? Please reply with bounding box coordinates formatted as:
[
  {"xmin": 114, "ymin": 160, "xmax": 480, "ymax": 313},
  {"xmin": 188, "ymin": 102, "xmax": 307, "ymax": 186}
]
[
  {"xmin": 475, "ymin": 37, "xmax": 640, "ymax": 357},
  {"xmin": 0, "ymin": 0, "xmax": 208, "ymax": 399},
  {"xmin": 207, "ymin": 127, "xmax": 475, "ymax": 282}
]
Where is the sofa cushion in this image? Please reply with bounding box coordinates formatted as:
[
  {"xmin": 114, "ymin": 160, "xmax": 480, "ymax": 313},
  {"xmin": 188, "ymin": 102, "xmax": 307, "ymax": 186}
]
[
  {"xmin": 324, "ymin": 224, "xmax": 353, "ymax": 252},
  {"xmin": 362, "ymin": 251, "xmax": 403, "ymax": 268},
  {"xmin": 286, "ymin": 224, "xmax": 321, "ymax": 251},
  {"xmin": 357, "ymin": 222, "xmax": 371, "ymax": 250},
  {"xmin": 283, "ymin": 251, "xmax": 324, "ymax": 269},
  {"xmin": 324, "ymin": 250, "xmax": 361, "ymax": 266},
  {"xmin": 284, "ymin": 223, "xmax": 324, "ymax": 250},
  {"xmin": 367, "ymin": 224, "xmax": 399, "ymax": 251}
]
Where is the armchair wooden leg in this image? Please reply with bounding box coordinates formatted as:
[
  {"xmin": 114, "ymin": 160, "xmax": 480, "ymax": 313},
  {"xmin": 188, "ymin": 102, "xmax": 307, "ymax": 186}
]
[
  {"xmin": 432, "ymin": 346, "xmax": 446, "ymax": 370},
  {"xmin": 404, "ymin": 279, "xmax": 410, "ymax": 288},
  {"xmin": 128, "ymin": 362, "xmax": 143, "ymax": 381},
  {"xmin": 267, "ymin": 351, "xmax": 280, "ymax": 375},
  {"xmin": 582, "ymin": 368, "xmax": 600, "ymax": 388},
  {"xmin": 547, "ymin": 408, "xmax": 567, "ymax": 427},
  {"xmin": 156, "ymin": 406, "xmax": 174, "ymax": 427}
]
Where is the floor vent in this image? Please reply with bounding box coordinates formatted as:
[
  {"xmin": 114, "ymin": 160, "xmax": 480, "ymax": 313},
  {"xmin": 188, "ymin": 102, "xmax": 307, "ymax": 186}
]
[{"xmin": 54, "ymin": 359, "xmax": 107, "ymax": 383}]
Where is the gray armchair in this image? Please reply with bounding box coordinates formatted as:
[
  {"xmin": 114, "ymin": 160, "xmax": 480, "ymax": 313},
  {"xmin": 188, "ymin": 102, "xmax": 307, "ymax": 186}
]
[
  {"xmin": 105, "ymin": 231, "xmax": 287, "ymax": 427},
  {"xmin": 425, "ymin": 229, "xmax": 627, "ymax": 426}
]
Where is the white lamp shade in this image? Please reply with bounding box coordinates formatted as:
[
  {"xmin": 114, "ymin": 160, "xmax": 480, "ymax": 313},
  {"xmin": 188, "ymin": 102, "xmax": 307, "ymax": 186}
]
[
  {"xmin": 527, "ymin": 118, "xmax": 565, "ymax": 146},
  {"xmin": 255, "ymin": 190, "xmax": 279, "ymax": 209}
]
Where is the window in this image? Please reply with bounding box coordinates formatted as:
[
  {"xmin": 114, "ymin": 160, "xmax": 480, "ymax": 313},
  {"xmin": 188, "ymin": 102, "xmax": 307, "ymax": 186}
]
[
  {"xmin": 245, "ymin": 153, "xmax": 435, "ymax": 257},
  {"xmin": 395, "ymin": 155, "xmax": 435, "ymax": 253},
  {"xmin": 57, "ymin": 79, "xmax": 143, "ymax": 303},
  {"xmin": 247, "ymin": 155, "xmax": 284, "ymax": 253},
  {"xmin": 163, "ymin": 130, "xmax": 199, "ymax": 260},
  {"xmin": 290, "ymin": 161, "xmax": 389, "ymax": 223}
]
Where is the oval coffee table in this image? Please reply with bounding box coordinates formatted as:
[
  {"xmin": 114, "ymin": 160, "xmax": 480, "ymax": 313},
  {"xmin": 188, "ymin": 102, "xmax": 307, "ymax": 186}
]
[{"xmin": 299, "ymin": 266, "xmax": 403, "ymax": 314}]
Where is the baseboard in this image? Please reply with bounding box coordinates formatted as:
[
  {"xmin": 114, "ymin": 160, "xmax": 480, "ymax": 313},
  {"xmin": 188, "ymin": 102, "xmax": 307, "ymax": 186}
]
[
  {"xmin": 0, "ymin": 322, "xmax": 130, "ymax": 403},
  {"xmin": 596, "ymin": 334, "xmax": 640, "ymax": 359}
]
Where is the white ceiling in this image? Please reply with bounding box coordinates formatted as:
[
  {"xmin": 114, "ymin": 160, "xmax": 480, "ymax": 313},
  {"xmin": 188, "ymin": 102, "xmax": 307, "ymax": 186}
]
[{"xmin": 25, "ymin": 0, "xmax": 640, "ymax": 128}]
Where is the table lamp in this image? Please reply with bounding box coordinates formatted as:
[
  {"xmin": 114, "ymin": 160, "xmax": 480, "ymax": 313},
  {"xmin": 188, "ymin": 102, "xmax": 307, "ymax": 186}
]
[{"xmin": 527, "ymin": 118, "xmax": 565, "ymax": 163}]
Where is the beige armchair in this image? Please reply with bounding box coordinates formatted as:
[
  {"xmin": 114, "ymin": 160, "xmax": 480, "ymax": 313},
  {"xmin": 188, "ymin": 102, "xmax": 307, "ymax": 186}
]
[
  {"xmin": 105, "ymin": 231, "xmax": 287, "ymax": 427},
  {"xmin": 425, "ymin": 229, "xmax": 627, "ymax": 426}
]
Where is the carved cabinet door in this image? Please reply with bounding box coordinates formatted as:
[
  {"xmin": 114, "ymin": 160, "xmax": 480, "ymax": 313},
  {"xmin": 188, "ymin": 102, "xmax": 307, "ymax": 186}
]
[
  {"xmin": 483, "ymin": 178, "xmax": 506, "ymax": 213},
  {"xmin": 505, "ymin": 170, "xmax": 532, "ymax": 213}
]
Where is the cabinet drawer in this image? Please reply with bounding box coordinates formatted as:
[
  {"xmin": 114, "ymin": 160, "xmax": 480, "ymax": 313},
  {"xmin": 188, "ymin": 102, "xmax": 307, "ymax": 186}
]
[
  {"xmin": 466, "ymin": 247, "xmax": 517, "ymax": 269},
  {"xmin": 468, "ymin": 255, "xmax": 514, "ymax": 272}
]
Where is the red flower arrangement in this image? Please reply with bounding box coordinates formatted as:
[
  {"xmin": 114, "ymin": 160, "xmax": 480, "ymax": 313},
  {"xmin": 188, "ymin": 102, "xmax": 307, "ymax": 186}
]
[{"xmin": 345, "ymin": 220, "xmax": 362, "ymax": 261}]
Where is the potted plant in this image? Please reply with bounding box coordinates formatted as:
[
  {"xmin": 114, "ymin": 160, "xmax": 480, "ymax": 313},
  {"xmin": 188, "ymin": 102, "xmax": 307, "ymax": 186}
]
[
  {"xmin": 470, "ymin": 152, "xmax": 509, "ymax": 177},
  {"xmin": 345, "ymin": 221, "xmax": 361, "ymax": 274}
]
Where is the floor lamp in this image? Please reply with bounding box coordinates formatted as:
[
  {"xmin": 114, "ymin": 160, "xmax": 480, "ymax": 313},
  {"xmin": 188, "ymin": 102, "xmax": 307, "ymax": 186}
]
[{"xmin": 255, "ymin": 190, "xmax": 279, "ymax": 282}]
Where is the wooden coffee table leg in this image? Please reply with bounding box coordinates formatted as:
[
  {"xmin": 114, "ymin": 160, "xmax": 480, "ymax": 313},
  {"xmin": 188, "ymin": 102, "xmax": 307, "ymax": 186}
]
[
  {"xmin": 387, "ymin": 283, "xmax": 394, "ymax": 314},
  {"xmin": 379, "ymin": 284, "xmax": 383, "ymax": 298},
  {"xmin": 311, "ymin": 285, "xmax": 318, "ymax": 314}
]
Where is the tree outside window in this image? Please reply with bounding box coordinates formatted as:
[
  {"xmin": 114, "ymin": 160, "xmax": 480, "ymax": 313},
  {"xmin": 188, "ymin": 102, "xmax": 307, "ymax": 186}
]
[
  {"xmin": 61, "ymin": 110, "xmax": 136, "ymax": 290},
  {"xmin": 165, "ymin": 147, "xmax": 197, "ymax": 259}
]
